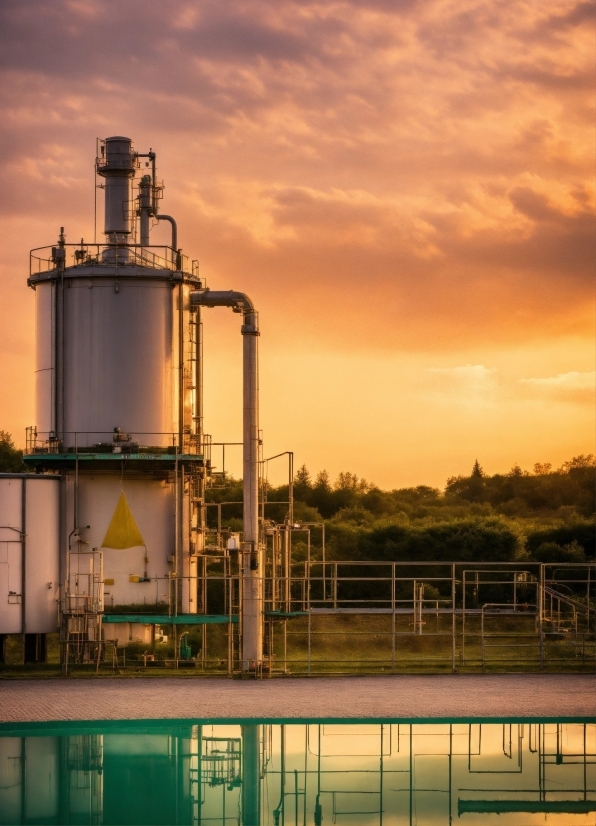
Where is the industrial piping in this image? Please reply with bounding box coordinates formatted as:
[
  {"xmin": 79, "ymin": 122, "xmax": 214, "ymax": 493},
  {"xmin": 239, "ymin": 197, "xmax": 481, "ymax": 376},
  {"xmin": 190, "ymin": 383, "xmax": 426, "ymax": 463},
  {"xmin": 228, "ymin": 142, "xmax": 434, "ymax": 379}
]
[
  {"xmin": 137, "ymin": 172, "xmax": 177, "ymax": 251},
  {"xmin": 156, "ymin": 215, "xmax": 177, "ymax": 252},
  {"xmin": 190, "ymin": 289, "xmax": 262, "ymax": 668}
]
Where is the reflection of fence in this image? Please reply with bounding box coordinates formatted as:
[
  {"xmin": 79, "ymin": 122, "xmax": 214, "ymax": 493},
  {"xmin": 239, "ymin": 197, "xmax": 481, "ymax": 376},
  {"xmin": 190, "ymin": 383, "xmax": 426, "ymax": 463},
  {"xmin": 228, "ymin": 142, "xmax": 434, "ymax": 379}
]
[
  {"xmin": 189, "ymin": 721, "xmax": 596, "ymax": 824},
  {"xmin": 272, "ymin": 722, "xmax": 596, "ymax": 826}
]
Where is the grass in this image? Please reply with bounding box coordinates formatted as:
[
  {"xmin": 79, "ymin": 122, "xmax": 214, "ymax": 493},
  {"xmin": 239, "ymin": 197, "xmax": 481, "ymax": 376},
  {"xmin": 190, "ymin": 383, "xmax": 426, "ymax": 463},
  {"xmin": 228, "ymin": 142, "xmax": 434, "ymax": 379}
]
[{"xmin": 1, "ymin": 614, "xmax": 593, "ymax": 679}]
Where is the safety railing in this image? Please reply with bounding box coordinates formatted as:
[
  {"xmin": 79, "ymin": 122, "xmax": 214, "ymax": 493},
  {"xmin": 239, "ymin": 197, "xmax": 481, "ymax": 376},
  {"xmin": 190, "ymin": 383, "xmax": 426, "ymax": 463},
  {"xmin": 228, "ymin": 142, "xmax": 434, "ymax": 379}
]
[
  {"xmin": 24, "ymin": 429, "xmax": 206, "ymax": 456},
  {"xmin": 29, "ymin": 243, "xmax": 198, "ymax": 277}
]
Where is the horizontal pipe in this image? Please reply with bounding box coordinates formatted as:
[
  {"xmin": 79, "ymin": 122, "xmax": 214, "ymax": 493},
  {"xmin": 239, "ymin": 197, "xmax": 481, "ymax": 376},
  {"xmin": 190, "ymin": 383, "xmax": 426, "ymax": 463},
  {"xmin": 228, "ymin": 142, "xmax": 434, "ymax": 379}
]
[{"xmin": 190, "ymin": 289, "xmax": 255, "ymax": 314}]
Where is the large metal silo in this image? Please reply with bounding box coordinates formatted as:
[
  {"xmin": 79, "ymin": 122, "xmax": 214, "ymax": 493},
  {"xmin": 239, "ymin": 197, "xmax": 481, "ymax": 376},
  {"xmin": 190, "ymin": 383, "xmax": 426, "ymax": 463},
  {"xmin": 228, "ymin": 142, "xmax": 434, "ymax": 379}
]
[{"xmin": 26, "ymin": 137, "xmax": 204, "ymax": 657}]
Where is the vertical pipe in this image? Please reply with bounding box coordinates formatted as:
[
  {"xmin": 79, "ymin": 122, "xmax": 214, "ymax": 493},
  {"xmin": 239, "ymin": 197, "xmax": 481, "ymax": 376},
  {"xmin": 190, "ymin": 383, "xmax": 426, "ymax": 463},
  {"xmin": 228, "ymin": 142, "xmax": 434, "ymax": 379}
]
[
  {"xmin": 451, "ymin": 563, "xmax": 456, "ymax": 672},
  {"xmin": 307, "ymin": 602, "xmax": 311, "ymax": 677},
  {"xmin": 242, "ymin": 309, "xmax": 262, "ymax": 667},
  {"xmin": 189, "ymin": 290, "xmax": 262, "ymax": 670},
  {"xmin": 283, "ymin": 527, "xmax": 289, "ymax": 612},
  {"xmin": 288, "ymin": 452, "xmax": 294, "ymax": 525},
  {"xmin": 391, "ymin": 564, "xmax": 396, "ymax": 674},
  {"xmin": 139, "ymin": 174, "xmax": 152, "ymax": 247},
  {"xmin": 462, "ymin": 571, "xmax": 466, "ymax": 666},
  {"xmin": 174, "ymin": 451, "xmax": 179, "ymax": 617},
  {"xmin": 178, "ymin": 283, "xmax": 185, "ymax": 452},
  {"xmin": 481, "ymin": 608, "xmax": 485, "ymax": 672},
  {"xmin": 539, "ymin": 565, "xmax": 544, "ymax": 670},
  {"xmin": 21, "ymin": 478, "xmax": 26, "ymax": 646}
]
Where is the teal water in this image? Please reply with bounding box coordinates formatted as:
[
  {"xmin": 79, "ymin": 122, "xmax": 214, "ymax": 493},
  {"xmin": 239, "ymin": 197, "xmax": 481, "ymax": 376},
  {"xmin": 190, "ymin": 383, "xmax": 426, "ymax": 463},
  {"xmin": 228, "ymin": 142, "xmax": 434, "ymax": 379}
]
[{"xmin": 0, "ymin": 719, "xmax": 594, "ymax": 825}]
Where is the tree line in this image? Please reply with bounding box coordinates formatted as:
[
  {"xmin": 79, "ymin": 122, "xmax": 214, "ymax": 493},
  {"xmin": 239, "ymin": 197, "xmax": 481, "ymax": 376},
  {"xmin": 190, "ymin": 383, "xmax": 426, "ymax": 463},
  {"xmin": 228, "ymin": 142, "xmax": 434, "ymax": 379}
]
[
  {"xmin": 207, "ymin": 456, "xmax": 595, "ymax": 564},
  {"xmin": 1, "ymin": 431, "xmax": 593, "ymax": 564}
]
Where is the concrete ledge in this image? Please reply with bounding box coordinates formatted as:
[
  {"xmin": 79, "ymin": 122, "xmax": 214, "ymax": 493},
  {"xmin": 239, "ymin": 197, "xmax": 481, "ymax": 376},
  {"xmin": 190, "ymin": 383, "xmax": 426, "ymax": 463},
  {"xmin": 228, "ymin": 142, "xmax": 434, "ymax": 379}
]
[{"xmin": 0, "ymin": 674, "xmax": 594, "ymax": 723}]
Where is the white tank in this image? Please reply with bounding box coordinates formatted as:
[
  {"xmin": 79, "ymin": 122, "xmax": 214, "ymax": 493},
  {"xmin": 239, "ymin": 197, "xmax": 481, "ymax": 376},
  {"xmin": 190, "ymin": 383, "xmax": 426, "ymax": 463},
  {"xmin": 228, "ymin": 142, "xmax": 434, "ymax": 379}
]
[
  {"xmin": 0, "ymin": 475, "xmax": 60, "ymax": 634},
  {"xmin": 64, "ymin": 474, "xmax": 176, "ymax": 608},
  {"xmin": 61, "ymin": 272, "xmax": 176, "ymax": 448},
  {"xmin": 33, "ymin": 271, "xmax": 182, "ymax": 448}
]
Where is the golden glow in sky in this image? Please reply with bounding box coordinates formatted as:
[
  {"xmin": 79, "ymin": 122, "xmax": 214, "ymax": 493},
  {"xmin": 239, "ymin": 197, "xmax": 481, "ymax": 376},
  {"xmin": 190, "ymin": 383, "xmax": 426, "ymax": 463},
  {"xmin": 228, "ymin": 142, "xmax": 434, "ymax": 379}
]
[{"xmin": 0, "ymin": 0, "xmax": 593, "ymax": 487}]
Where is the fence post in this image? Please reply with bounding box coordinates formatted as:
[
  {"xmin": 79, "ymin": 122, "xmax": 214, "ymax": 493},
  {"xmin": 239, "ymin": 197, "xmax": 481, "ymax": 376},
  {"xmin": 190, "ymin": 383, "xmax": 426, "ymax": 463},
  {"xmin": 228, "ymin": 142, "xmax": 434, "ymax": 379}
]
[
  {"xmin": 392, "ymin": 564, "xmax": 396, "ymax": 674},
  {"xmin": 451, "ymin": 563, "xmax": 456, "ymax": 672},
  {"xmin": 481, "ymin": 608, "xmax": 485, "ymax": 673},
  {"xmin": 539, "ymin": 564, "xmax": 544, "ymax": 671}
]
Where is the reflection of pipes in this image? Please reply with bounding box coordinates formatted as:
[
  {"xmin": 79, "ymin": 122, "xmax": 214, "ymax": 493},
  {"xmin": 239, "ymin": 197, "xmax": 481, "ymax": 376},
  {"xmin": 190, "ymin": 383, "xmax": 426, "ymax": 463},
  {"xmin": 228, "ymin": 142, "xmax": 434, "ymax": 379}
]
[
  {"xmin": 190, "ymin": 289, "xmax": 261, "ymax": 668},
  {"xmin": 242, "ymin": 725, "xmax": 261, "ymax": 826},
  {"xmin": 314, "ymin": 725, "xmax": 322, "ymax": 826},
  {"xmin": 273, "ymin": 725, "xmax": 285, "ymax": 825}
]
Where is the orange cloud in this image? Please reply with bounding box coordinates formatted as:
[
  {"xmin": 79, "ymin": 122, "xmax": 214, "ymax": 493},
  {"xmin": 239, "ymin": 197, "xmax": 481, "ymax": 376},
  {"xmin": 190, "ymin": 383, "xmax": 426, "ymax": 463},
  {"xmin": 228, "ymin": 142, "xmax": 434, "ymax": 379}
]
[{"xmin": 0, "ymin": 0, "xmax": 593, "ymax": 483}]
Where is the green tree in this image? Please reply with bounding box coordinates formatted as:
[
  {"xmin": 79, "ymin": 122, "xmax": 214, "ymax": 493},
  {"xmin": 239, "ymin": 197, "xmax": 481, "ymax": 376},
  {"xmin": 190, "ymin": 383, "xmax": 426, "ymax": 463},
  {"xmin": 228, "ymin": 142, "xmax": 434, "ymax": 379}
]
[
  {"xmin": 295, "ymin": 464, "xmax": 311, "ymax": 486},
  {"xmin": 315, "ymin": 470, "xmax": 330, "ymax": 490},
  {"xmin": 0, "ymin": 431, "xmax": 27, "ymax": 473},
  {"xmin": 472, "ymin": 460, "xmax": 484, "ymax": 478},
  {"xmin": 533, "ymin": 540, "xmax": 586, "ymax": 564},
  {"xmin": 446, "ymin": 460, "xmax": 486, "ymax": 502},
  {"xmin": 559, "ymin": 455, "xmax": 595, "ymax": 472}
]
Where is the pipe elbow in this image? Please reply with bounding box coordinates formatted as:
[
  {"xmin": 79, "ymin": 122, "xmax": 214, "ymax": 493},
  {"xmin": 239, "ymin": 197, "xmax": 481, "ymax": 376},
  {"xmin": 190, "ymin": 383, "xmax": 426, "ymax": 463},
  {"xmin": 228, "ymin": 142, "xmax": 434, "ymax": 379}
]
[
  {"xmin": 156, "ymin": 214, "xmax": 177, "ymax": 251},
  {"xmin": 190, "ymin": 289, "xmax": 258, "ymax": 332}
]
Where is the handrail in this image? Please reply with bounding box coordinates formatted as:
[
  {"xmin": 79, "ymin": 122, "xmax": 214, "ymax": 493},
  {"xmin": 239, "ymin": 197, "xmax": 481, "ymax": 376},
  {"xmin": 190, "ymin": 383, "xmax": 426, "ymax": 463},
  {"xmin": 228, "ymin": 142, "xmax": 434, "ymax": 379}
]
[{"xmin": 29, "ymin": 243, "xmax": 196, "ymax": 278}]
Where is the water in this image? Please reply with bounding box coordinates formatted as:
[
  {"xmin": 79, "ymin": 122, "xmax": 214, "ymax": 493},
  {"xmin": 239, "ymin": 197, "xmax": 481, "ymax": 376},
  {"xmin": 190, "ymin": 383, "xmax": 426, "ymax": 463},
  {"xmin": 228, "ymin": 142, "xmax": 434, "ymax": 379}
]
[{"xmin": 0, "ymin": 719, "xmax": 594, "ymax": 824}]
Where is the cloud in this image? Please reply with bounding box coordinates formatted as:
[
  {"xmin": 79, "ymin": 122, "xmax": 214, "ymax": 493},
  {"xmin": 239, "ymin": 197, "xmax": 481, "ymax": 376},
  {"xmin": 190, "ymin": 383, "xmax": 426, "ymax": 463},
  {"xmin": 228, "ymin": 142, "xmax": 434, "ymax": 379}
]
[
  {"xmin": 424, "ymin": 365, "xmax": 499, "ymax": 409},
  {"xmin": 0, "ymin": 0, "xmax": 590, "ymax": 356},
  {"xmin": 0, "ymin": 0, "xmax": 593, "ymax": 481},
  {"xmin": 519, "ymin": 371, "xmax": 595, "ymax": 404}
]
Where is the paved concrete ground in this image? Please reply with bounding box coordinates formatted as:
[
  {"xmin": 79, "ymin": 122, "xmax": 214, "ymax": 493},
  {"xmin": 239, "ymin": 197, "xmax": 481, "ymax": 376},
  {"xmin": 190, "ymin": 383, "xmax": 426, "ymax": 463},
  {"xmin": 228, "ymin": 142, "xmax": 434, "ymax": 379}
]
[{"xmin": 0, "ymin": 674, "xmax": 594, "ymax": 722}]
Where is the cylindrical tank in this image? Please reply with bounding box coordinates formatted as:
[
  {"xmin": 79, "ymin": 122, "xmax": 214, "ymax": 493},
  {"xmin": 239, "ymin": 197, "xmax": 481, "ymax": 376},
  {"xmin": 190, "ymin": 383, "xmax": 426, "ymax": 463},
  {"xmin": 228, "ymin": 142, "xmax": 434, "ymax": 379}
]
[
  {"xmin": 61, "ymin": 273, "xmax": 176, "ymax": 448},
  {"xmin": 0, "ymin": 474, "xmax": 60, "ymax": 635},
  {"xmin": 33, "ymin": 270, "xmax": 190, "ymax": 449}
]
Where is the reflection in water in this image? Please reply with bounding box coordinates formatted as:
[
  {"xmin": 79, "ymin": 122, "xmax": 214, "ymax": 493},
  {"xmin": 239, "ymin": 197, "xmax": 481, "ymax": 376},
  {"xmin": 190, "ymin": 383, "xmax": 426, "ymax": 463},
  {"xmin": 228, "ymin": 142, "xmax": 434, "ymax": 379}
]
[{"xmin": 0, "ymin": 721, "xmax": 594, "ymax": 824}]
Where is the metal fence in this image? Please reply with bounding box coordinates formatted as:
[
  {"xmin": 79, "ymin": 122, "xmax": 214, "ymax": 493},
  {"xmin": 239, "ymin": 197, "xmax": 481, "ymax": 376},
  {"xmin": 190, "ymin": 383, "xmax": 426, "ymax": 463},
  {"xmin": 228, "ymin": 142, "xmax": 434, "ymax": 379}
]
[{"xmin": 89, "ymin": 561, "xmax": 595, "ymax": 676}]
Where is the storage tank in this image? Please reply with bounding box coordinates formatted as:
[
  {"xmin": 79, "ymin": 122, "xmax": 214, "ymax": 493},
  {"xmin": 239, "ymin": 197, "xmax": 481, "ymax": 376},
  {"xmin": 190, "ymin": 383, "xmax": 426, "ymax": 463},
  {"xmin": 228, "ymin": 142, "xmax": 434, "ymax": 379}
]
[
  {"xmin": 25, "ymin": 136, "xmax": 204, "ymax": 630},
  {"xmin": 0, "ymin": 474, "xmax": 60, "ymax": 635},
  {"xmin": 36, "ymin": 270, "xmax": 178, "ymax": 449}
]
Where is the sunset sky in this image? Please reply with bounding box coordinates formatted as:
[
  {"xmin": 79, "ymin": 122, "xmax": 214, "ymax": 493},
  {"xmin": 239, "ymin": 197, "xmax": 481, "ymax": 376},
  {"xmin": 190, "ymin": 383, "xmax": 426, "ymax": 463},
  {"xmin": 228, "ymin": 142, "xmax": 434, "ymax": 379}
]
[{"xmin": 0, "ymin": 0, "xmax": 593, "ymax": 488}]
